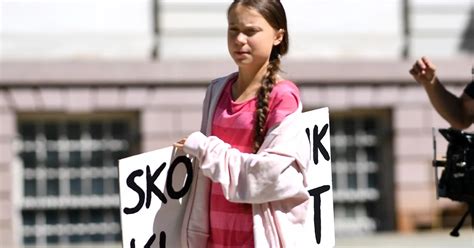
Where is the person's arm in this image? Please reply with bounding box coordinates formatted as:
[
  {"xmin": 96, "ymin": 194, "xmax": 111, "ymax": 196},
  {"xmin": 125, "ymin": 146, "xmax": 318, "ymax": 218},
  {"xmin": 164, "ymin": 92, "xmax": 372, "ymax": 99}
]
[
  {"xmin": 409, "ymin": 56, "xmax": 472, "ymax": 129},
  {"xmin": 183, "ymin": 111, "xmax": 310, "ymax": 205},
  {"xmin": 460, "ymin": 92, "xmax": 474, "ymax": 126}
]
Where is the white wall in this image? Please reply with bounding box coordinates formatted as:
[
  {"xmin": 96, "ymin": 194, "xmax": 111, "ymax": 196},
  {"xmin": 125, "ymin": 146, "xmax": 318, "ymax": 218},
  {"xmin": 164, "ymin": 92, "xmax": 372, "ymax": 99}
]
[
  {"xmin": 1, "ymin": 0, "xmax": 153, "ymax": 60},
  {"xmin": 408, "ymin": 0, "xmax": 474, "ymax": 59},
  {"xmin": 159, "ymin": 0, "xmax": 404, "ymax": 60},
  {"xmin": 1, "ymin": 0, "xmax": 471, "ymax": 61}
]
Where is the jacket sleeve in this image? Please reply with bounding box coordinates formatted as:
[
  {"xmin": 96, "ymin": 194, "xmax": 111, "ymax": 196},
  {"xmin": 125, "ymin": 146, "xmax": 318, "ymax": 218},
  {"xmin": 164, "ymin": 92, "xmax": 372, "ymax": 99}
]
[{"xmin": 183, "ymin": 115, "xmax": 310, "ymax": 204}]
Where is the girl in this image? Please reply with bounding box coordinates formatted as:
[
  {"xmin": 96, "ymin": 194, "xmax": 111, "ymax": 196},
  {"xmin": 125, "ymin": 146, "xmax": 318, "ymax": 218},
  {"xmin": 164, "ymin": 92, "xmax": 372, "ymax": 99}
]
[{"xmin": 175, "ymin": 0, "xmax": 314, "ymax": 247}]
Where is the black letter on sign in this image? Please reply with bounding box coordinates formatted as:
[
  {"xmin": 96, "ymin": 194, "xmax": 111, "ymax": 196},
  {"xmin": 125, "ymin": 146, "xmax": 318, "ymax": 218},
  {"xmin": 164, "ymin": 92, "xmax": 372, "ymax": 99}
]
[
  {"xmin": 305, "ymin": 124, "xmax": 330, "ymax": 165},
  {"xmin": 123, "ymin": 169, "xmax": 145, "ymax": 214},
  {"xmin": 166, "ymin": 156, "xmax": 194, "ymax": 199},
  {"xmin": 144, "ymin": 233, "xmax": 157, "ymax": 248},
  {"xmin": 159, "ymin": 231, "xmax": 166, "ymax": 248},
  {"xmin": 146, "ymin": 163, "xmax": 167, "ymax": 208},
  {"xmin": 129, "ymin": 232, "xmax": 164, "ymax": 248},
  {"xmin": 308, "ymin": 185, "xmax": 330, "ymax": 244}
]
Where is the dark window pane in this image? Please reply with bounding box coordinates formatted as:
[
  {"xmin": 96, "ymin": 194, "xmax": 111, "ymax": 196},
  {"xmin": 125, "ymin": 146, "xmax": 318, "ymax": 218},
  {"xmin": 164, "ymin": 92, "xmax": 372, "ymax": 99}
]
[
  {"xmin": 46, "ymin": 151, "xmax": 59, "ymax": 168},
  {"xmin": 348, "ymin": 172, "xmax": 357, "ymax": 189},
  {"xmin": 113, "ymin": 233, "xmax": 121, "ymax": 241},
  {"xmin": 345, "ymin": 146, "xmax": 357, "ymax": 161},
  {"xmin": 23, "ymin": 236, "xmax": 36, "ymax": 245},
  {"xmin": 104, "ymin": 233, "xmax": 116, "ymax": 242},
  {"xmin": 112, "ymin": 150, "xmax": 128, "ymax": 165},
  {"xmin": 45, "ymin": 210, "xmax": 59, "ymax": 224},
  {"xmin": 22, "ymin": 211, "xmax": 35, "ymax": 226},
  {"xmin": 46, "ymin": 235, "xmax": 59, "ymax": 244},
  {"xmin": 21, "ymin": 151, "xmax": 37, "ymax": 168},
  {"xmin": 68, "ymin": 210, "xmax": 81, "ymax": 224},
  {"xmin": 69, "ymin": 151, "xmax": 81, "ymax": 168},
  {"xmin": 104, "ymin": 178, "xmax": 118, "ymax": 195},
  {"xmin": 69, "ymin": 235, "xmax": 81, "ymax": 243},
  {"xmin": 90, "ymin": 122, "xmax": 103, "ymax": 140},
  {"xmin": 67, "ymin": 122, "xmax": 81, "ymax": 140},
  {"xmin": 363, "ymin": 118, "xmax": 376, "ymax": 133},
  {"xmin": 91, "ymin": 209, "xmax": 103, "ymax": 223},
  {"xmin": 24, "ymin": 179, "xmax": 36, "ymax": 196},
  {"xmin": 368, "ymin": 172, "xmax": 377, "ymax": 189},
  {"xmin": 91, "ymin": 151, "xmax": 103, "ymax": 167},
  {"xmin": 366, "ymin": 146, "xmax": 377, "ymax": 162},
  {"xmin": 113, "ymin": 178, "xmax": 120, "ymax": 194},
  {"xmin": 330, "ymin": 146, "xmax": 338, "ymax": 162},
  {"xmin": 45, "ymin": 122, "xmax": 59, "ymax": 140},
  {"xmin": 112, "ymin": 209, "xmax": 121, "ymax": 223},
  {"xmin": 343, "ymin": 118, "xmax": 355, "ymax": 135},
  {"xmin": 365, "ymin": 201, "xmax": 377, "ymax": 219},
  {"xmin": 111, "ymin": 121, "xmax": 128, "ymax": 139},
  {"xmin": 92, "ymin": 178, "xmax": 104, "ymax": 195},
  {"xmin": 46, "ymin": 178, "xmax": 59, "ymax": 196},
  {"xmin": 91, "ymin": 234, "xmax": 104, "ymax": 242},
  {"xmin": 70, "ymin": 178, "xmax": 81, "ymax": 196},
  {"xmin": 329, "ymin": 119, "xmax": 335, "ymax": 135},
  {"xmin": 332, "ymin": 172, "xmax": 338, "ymax": 190},
  {"xmin": 20, "ymin": 122, "xmax": 36, "ymax": 141}
]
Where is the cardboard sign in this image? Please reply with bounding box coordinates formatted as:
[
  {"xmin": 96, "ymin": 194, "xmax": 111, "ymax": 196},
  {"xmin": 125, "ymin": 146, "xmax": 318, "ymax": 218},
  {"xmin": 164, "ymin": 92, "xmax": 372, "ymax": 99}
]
[
  {"xmin": 119, "ymin": 107, "xmax": 334, "ymax": 247},
  {"xmin": 301, "ymin": 107, "xmax": 335, "ymax": 247},
  {"xmin": 119, "ymin": 147, "xmax": 193, "ymax": 248}
]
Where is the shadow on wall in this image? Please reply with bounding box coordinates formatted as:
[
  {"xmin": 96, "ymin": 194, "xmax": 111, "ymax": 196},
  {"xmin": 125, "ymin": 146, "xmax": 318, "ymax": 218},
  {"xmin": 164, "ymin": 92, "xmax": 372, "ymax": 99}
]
[{"xmin": 460, "ymin": 6, "xmax": 474, "ymax": 54}]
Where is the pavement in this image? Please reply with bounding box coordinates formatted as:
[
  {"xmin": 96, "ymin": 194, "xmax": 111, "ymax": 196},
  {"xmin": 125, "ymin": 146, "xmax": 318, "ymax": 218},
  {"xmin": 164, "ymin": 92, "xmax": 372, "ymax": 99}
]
[{"xmin": 335, "ymin": 229, "xmax": 474, "ymax": 247}]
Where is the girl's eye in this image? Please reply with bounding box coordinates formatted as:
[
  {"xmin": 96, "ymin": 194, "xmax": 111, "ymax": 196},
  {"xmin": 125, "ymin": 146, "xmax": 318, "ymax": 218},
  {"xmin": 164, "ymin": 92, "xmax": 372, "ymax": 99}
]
[
  {"xmin": 228, "ymin": 27, "xmax": 259, "ymax": 36},
  {"xmin": 244, "ymin": 29, "xmax": 258, "ymax": 36}
]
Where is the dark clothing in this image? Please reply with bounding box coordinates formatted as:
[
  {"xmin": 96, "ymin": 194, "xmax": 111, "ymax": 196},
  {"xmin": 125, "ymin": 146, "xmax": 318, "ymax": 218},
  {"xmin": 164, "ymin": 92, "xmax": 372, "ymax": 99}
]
[{"xmin": 463, "ymin": 81, "xmax": 474, "ymax": 98}]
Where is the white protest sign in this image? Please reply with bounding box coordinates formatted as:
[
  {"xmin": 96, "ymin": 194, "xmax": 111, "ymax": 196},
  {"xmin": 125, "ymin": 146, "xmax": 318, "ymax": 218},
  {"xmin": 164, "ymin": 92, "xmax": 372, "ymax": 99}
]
[
  {"xmin": 119, "ymin": 147, "xmax": 193, "ymax": 248},
  {"xmin": 301, "ymin": 107, "xmax": 335, "ymax": 247},
  {"xmin": 118, "ymin": 107, "xmax": 334, "ymax": 248}
]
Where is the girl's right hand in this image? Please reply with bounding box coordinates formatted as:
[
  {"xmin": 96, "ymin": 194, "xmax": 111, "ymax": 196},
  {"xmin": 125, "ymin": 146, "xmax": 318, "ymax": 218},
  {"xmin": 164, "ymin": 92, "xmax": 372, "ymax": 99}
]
[{"xmin": 409, "ymin": 56, "xmax": 437, "ymax": 86}]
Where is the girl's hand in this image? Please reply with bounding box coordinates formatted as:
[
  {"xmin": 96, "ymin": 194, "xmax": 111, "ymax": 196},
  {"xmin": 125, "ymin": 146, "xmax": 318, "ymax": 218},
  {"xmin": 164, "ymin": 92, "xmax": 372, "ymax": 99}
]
[
  {"xmin": 409, "ymin": 56, "xmax": 437, "ymax": 86},
  {"xmin": 173, "ymin": 138, "xmax": 187, "ymax": 149}
]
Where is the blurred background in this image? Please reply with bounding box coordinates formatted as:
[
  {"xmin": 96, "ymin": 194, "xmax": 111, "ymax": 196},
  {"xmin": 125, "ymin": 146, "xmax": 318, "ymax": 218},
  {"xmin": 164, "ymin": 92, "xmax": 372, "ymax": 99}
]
[{"xmin": 0, "ymin": 0, "xmax": 473, "ymax": 247}]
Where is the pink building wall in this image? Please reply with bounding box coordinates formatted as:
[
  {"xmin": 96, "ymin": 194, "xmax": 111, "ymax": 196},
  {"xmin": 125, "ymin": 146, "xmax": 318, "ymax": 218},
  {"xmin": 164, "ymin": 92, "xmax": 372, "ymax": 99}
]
[{"xmin": 0, "ymin": 59, "xmax": 471, "ymax": 246}]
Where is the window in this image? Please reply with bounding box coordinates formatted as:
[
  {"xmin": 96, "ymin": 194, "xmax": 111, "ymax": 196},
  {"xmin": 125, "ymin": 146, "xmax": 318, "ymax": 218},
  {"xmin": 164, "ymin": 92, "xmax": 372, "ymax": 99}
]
[
  {"xmin": 17, "ymin": 113, "xmax": 139, "ymax": 246},
  {"xmin": 330, "ymin": 109, "xmax": 394, "ymax": 236}
]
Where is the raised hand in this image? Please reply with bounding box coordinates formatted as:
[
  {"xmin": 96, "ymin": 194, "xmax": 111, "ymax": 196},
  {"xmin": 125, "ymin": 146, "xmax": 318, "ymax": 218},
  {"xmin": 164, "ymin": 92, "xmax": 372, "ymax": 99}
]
[{"xmin": 409, "ymin": 56, "xmax": 437, "ymax": 86}]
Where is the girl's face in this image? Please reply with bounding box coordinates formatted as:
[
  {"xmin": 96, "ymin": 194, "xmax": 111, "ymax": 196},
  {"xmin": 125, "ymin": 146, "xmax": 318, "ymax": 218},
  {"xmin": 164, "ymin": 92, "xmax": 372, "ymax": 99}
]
[{"xmin": 227, "ymin": 5, "xmax": 284, "ymax": 68}]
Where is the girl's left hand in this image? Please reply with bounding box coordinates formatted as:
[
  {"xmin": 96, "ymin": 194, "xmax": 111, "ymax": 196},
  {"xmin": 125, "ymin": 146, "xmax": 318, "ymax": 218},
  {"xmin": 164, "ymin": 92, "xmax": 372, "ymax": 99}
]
[{"xmin": 173, "ymin": 138, "xmax": 187, "ymax": 149}]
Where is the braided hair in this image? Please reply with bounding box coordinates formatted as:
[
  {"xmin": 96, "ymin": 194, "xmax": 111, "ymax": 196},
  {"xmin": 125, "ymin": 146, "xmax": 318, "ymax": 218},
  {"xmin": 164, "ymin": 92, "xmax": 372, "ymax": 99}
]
[{"xmin": 228, "ymin": 0, "xmax": 289, "ymax": 153}]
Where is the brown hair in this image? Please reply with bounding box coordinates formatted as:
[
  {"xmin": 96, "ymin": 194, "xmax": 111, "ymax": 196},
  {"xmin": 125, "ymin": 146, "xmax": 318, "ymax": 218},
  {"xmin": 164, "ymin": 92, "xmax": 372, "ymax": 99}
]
[{"xmin": 228, "ymin": 0, "xmax": 289, "ymax": 153}]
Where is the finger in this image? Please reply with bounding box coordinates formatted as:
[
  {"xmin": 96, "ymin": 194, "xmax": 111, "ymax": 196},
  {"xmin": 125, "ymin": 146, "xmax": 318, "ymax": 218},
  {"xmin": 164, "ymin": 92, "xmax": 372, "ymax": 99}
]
[
  {"xmin": 413, "ymin": 62, "xmax": 424, "ymax": 72},
  {"xmin": 409, "ymin": 68, "xmax": 418, "ymax": 76},
  {"xmin": 422, "ymin": 56, "xmax": 436, "ymax": 71},
  {"xmin": 412, "ymin": 64, "xmax": 424, "ymax": 77},
  {"xmin": 173, "ymin": 143, "xmax": 184, "ymax": 148},
  {"xmin": 416, "ymin": 58, "xmax": 426, "ymax": 70}
]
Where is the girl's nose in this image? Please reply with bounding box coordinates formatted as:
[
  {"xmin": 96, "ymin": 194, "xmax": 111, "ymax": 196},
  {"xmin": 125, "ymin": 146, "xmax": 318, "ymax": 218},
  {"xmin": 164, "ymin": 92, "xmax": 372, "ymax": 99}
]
[{"xmin": 236, "ymin": 32, "xmax": 247, "ymax": 44}]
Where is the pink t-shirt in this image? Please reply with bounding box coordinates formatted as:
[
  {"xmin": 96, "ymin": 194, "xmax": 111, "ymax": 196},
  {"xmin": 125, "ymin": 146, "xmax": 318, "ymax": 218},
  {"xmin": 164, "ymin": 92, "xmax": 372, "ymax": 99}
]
[{"xmin": 208, "ymin": 76, "xmax": 299, "ymax": 247}]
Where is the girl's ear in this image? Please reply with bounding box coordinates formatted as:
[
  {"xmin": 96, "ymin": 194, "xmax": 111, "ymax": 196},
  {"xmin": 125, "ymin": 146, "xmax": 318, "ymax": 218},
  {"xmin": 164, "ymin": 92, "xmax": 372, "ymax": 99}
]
[{"xmin": 273, "ymin": 29, "xmax": 285, "ymax": 46}]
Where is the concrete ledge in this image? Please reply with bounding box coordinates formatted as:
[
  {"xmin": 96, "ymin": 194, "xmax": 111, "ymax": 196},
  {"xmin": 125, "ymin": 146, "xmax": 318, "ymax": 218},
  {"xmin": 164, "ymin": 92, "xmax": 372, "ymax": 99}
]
[{"xmin": 0, "ymin": 59, "xmax": 471, "ymax": 86}]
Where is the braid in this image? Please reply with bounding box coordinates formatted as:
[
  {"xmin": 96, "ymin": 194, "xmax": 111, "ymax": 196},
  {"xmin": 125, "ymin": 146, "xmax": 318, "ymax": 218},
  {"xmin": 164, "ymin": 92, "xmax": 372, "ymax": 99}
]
[{"xmin": 253, "ymin": 51, "xmax": 281, "ymax": 153}]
